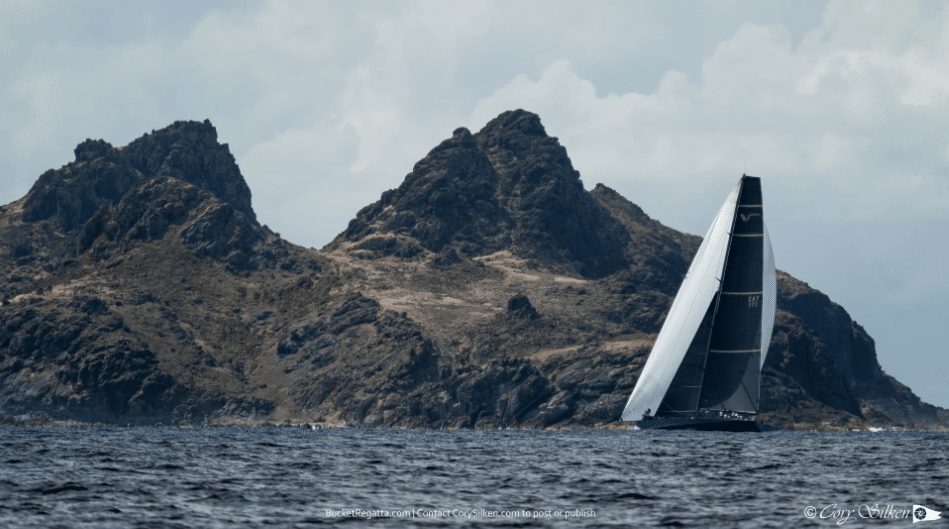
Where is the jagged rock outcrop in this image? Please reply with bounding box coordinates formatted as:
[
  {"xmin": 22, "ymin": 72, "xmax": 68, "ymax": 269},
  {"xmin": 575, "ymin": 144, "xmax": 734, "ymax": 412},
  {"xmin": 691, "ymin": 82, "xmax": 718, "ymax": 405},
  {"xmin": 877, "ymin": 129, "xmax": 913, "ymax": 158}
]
[
  {"xmin": 506, "ymin": 293, "xmax": 538, "ymax": 320},
  {"xmin": 474, "ymin": 110, "xmax": 631, "ymax": 277},
  {"xmin": 79, "ymin": 178, "xmax": 295, "ymax": 273},
  {"xmin": 122, "ymin": 120, "xmax": 256, "ymax": 223},
  {"xmin": 334, "ymin": 127, "xmax": 511, "ymax": 260},
  {"xmin": 329, "ymin": 110, "xmax": 630, "ymax": 278},
  {"xmin": 590, "ymin": 183, "xmax": 699, "ymax": 295},
  {"xmin": 1, "ymin": 111, "xmax": 944, "ymax": 430},
  {"xmin": 275, "ymin": 293, "xmax": 447, "ymax": 424},
  {"xmin": 23, "ymin": 141, "xmax": 142, "ymax": 232},
  {"xmin": 22, "ymin": 119, "xmax": 255, "ymax": 233},
  {"xmin": 762, "ymin": 273, "xmax": 946, "ymax": 427},
  {"xmin": 0, "ymin": 292, "xmax": 184, "ymax": 424},
  {"xmin": 0, "ymin": 121, "xmax": 305, "ymax": 425}
]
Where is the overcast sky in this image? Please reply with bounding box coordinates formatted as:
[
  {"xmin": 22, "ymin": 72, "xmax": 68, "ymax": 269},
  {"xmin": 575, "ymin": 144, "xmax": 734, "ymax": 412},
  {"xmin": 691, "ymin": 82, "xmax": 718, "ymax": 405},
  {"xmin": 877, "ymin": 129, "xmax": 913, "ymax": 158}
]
[{"xmin": 2, "ymin": 0, "xmax": 947, "ymax": 409}]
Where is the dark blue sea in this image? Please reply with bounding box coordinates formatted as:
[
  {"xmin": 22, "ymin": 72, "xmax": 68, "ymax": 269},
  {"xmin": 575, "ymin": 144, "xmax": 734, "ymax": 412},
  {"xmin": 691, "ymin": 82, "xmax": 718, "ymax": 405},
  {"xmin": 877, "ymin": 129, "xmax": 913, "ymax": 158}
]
[{"xmin": 0, "ymin": 427, "xmax": 945, "ymax": 528}]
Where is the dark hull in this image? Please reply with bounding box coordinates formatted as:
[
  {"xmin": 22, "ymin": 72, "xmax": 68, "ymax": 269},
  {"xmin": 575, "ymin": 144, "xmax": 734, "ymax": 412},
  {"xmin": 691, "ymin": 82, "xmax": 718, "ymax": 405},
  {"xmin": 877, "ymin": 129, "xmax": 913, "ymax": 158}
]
[{"xmin": 635, "ymin": 417, "xmax": 767, "ymax": 432}]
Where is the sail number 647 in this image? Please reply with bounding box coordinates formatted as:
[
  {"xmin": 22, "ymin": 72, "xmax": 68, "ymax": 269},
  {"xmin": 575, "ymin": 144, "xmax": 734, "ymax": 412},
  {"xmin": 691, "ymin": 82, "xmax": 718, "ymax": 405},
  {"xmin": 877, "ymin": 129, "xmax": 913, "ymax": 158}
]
[{"xmin": 748, "ymin": 296, "xmax": 759, "ymax": 308}]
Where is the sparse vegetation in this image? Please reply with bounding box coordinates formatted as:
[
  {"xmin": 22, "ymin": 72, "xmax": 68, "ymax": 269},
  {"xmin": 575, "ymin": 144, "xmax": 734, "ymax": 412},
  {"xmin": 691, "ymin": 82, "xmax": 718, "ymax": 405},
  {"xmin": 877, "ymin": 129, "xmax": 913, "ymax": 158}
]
[{"xmin": 1, "ymin": 111, "xmax": 945, "ymax": 429}]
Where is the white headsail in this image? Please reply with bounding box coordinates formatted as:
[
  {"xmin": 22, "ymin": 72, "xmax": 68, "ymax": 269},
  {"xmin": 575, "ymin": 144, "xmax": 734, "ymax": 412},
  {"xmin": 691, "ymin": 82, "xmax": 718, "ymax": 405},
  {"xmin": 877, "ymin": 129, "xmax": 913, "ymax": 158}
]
[
  {"xmin": 761, "ymin": 221, "xmax": 776, "ymax": 368},
  {"xmin": 620, "ymin": 183, "xmax": 740, "ymax": 422}
]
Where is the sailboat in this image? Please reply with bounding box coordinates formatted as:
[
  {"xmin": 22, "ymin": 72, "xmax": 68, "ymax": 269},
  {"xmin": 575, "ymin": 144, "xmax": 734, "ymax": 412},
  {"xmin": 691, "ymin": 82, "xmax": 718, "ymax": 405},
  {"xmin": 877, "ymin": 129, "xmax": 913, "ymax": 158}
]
[{"xmin": 621, "ymin": 175, "xmax": 776, "ymax": 432}]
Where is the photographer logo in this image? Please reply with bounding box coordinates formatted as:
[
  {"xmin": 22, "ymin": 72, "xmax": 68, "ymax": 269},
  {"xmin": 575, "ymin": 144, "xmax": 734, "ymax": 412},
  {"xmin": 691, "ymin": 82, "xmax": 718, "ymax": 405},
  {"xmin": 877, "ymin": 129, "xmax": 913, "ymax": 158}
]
[{"xmin": 913, "ymin": 505, "xmax": 942, "ymax": 523}]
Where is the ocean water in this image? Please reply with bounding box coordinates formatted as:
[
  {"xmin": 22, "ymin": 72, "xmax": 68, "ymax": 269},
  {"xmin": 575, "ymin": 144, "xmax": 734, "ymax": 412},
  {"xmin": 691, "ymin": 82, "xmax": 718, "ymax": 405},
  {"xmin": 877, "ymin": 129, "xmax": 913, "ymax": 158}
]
[{"xmin": 0, "ymin": 427, "xmax": 945, "ymax": 528}]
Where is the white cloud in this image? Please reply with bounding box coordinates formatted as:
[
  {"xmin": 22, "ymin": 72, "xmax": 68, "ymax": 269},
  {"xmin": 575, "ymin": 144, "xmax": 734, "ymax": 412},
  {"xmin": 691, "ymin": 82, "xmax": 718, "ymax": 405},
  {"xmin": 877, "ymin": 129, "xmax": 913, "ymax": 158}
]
[{"xmin": 467, "ymin": 2, "xmax": 949, "ymax": 229}]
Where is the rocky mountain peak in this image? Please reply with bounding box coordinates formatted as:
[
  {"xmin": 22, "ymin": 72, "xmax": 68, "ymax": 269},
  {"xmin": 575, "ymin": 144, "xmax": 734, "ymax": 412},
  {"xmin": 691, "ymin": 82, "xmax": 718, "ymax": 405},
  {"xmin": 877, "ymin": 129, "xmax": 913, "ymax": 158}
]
[
  {"xmin": 330, "ymin": 109, "xmax": 630, "ymax": 278},
  {"xmin": 330, "ymin": 119, "xmax": 510, "ymax": 260},
  {"xmin": 590, "ymin": 184, "xmax": 650, "ymax": 224},
  {"xmin": 21, "ymin": 119, "xmax": 256, "ymax": 233},
  {"xmin": 474, "ymin": 109, "xmax": 548, "ymax": 156},
  {"xmin": 123, "ymin": 120, "xmax": 256, "ymax": 224},
  {"xmin": 473, "ymin": 109, "xmax": 578, "ymax": 196},
  {"xmin": 74, "ymin": 138, "xmax": 115, "ymax": 163}
]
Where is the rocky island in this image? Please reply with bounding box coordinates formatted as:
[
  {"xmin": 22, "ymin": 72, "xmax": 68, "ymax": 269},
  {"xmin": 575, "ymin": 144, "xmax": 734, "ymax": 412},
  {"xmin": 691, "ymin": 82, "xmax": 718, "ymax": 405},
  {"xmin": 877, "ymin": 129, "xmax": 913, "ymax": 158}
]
[{"xmin": 1, "ymin": 110, "xmax": 946, "ymax": 430}]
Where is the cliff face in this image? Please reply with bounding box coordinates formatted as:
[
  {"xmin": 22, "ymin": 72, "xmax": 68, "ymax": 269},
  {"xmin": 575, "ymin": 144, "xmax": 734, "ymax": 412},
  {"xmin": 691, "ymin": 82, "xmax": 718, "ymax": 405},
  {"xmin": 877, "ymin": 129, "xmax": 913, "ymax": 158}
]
[
  {"xmin": 0, "ymin": 174, "xmax": 299, "ymax": 425},
  {"xmin": 1, "ymin": 111, "xmax": 944, "ymax": 429}
]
